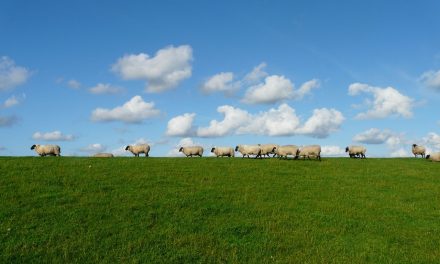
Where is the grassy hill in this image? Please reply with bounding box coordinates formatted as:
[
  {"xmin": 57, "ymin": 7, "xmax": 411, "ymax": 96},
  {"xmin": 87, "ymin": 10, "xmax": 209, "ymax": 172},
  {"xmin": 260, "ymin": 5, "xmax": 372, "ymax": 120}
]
[{"xmin": 1, "ymin": 157, "xmax": 439, "ymax": 263}]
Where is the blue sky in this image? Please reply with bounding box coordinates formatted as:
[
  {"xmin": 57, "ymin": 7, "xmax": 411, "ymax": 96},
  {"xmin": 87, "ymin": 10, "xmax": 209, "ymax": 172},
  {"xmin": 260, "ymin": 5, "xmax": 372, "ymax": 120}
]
[{"xmin": 1, "ymin": 0, "xmax": 440, "ymax": 157}]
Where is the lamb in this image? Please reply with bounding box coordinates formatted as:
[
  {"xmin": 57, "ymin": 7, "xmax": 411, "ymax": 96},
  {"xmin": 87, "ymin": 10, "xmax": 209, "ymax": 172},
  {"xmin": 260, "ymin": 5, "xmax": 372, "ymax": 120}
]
[
  {"xmin": 30, "ymin": 144, "xmax": 61, "ymax": 156},
  {"xmin": 258, "ymin": 144, "xmax": 279, "ymax": 157},
  {"xmin": 273, "ymin": 145, "xmax": 299, "ymax": 159},
  {"xmin": 235, "ymin": 145, "xmax": 261, "ymax": 158},
  {"xmin": 93, "ymin": 153, "xmax": 114, "ymax": 157},
  {"xmin": 179, "ymin": 146, "xmax": 203, "ymax": 157},
  {"xmin": 125, "ymin": 144, "xmax": 150, "ymax": 157},
  {"xmin": 211, "ymin": 147, "xmax": 234, "ymax": 157},
  {"xmin": 426, "ymin": 152, "xmax": 440, "ymax": 162},
  {"xmin": 412, "ymin": 144, "xmax": 426, "ymax": 158},
  {"xmin": 345, "ymin": 145, "xmax": 366, "ymax": 158},
  {"xmin": 296, "ymin": 145, "xmax": 321, "ymax": 161}
]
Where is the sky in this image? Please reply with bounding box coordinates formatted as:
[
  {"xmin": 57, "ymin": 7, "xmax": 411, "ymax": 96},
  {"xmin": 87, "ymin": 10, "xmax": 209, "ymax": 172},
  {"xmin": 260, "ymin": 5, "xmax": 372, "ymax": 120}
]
[{"xmin": 1, "ymin": 0, "xmax": 440, "ymax": 157}]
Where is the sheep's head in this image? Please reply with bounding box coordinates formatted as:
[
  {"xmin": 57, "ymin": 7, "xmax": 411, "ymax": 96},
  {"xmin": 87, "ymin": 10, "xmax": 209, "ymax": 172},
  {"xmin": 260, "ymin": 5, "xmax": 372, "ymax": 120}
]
[
  {"xmin": 345, "ymin": 147, "xmax": 349, "ymax": 152},
  {"xmin": 125, "ymin": 146, "xmax": 130, "ymax": 151},
  {"xmin": 211, "ymin": 147, "xmax": 215, "ymax": 153},
  {"xmin": 412, "ymin": 144, "xmax": 417, "ymax": 148},
  {"xmin": 30, "ymin": 144, "xmax": 37, "ymax": 150},
  {"xmin": 235, "ymin": 146, "xmax": 239, "ymax": 151},
  {"xmin": 272, "ymin": 147, "xmax": 277, "ymax": 152},
  {"xmin": 179, "ymin": 147, "xmax": 184, "ymax": 152},
  {"xmin": 426, "ymin": 155, "xmax": 430, "ymax": 159}
]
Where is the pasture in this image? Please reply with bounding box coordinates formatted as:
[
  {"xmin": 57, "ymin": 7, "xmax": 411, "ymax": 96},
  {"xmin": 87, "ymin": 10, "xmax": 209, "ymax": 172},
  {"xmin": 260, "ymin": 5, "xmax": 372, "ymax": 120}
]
[{"xmin": 0, "ymin": 157, "xmax": 439, "ymax": 263}]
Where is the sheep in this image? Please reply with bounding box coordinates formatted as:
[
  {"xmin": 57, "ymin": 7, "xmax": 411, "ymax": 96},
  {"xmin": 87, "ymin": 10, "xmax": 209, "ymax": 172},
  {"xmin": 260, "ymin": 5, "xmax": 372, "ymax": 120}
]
[
  {"xmin": 273, "ymin": 145, "xmax": 299, "ymax": 159},
  {"xmin": 412, "ymin": 144, "xmax": 426, "ymax": 158},
  {"xmin": 345, "ymin": 145, "xmax": 367, "ymax": 158},
  {"xmin": 125, "ymin": 144, "xmax": 150, "ymax": 157},
  {"xmin": 426, "ymin": 152, "xmax": 440, "ymax": 162},
  {"xmin": 258, "ymin": 144, "xmax": 279, "ymax": 157},
  {"xmin": 30, "ymin": 144, "xmax": 61, "ymax": 157},
  {"xmin": 235, "ymin": 145, "xmax": 261, "ymax": 159},
  {"xmin": 211, "ymin": 147, "xmax": 234, "ymax": 157},
  {"xmin": 296, "ymin": 145, "xmax": 321, "ymax": 161},
  {"xmin": 93, "ymin": 153, "xmax": 114, "ymax": 157},
  {"xmin": 179, "ymin": 146, "xmax": 203, "ymax": 157}
]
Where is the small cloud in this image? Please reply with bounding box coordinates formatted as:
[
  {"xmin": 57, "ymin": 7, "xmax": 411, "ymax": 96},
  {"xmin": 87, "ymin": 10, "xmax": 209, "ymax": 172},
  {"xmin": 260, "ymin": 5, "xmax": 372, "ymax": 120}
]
[
  {"xmin": 1, "ymin": 94, "xmax": 25, "ymax": 108},
  {"xmin": 91, "ymin": 95, "xmax": 160, "ymax": 124},
  {"xmin": 419, "ymin": 69, "xmax": 440, "ymax": 91},
  {"xmin": 321, "ymin": 145, "xmax": 346, "ymax": 156},
  {"xmin": 166, "ymin": 113, "xmax": 196, "ymax": 137},
  {"xmin": 32, "ymin": 130, "xmax": 75, "ymax": 141},
  {"xmin": 200, "ymin": 72, "xmax": 240, "ymax": 96},
  {"xmin": 67, "ymin": 79, "xmax": 81, "ymax": 89},
  {"xmin": 80, "ymin": 143, "xmax": 106, "ymax": 153},
  {"xmin": 244, "ymin": 62, "xmax": 268, "ymax": 84},
  {"xmin": 0, "ymin": 115, "xmax": 19, "ymax": 127},
  {"xmin": 111, "ymin": 45, "xmax": 193, "ymax": 93},
  {"xmin": 89, "ymin": 83, "xmax": 124, "ymax": 95},
  {"xmin": 0, "ymin": 56, "xmax": 31, "ymax": 91}
]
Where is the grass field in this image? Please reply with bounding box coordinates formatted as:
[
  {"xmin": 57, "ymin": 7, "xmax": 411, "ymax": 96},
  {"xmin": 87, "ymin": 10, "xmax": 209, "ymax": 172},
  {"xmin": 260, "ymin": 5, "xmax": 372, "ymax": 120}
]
[{"xmin": 0, "ymin": 157, "xmax": 439, "ymax": 263}]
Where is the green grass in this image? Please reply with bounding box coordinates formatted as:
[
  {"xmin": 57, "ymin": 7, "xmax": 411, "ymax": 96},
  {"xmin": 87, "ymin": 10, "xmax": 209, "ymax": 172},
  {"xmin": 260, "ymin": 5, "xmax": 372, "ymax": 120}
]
[{"xmin": 1, "ymin": 157, "xmax": 439, "ymax": 263}]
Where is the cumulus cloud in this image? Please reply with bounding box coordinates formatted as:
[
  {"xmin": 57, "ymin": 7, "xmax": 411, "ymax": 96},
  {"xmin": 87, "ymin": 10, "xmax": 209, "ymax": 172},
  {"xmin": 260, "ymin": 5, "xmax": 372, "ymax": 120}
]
[
  {"xmin": 242, "ymin": 75, "xmax": 319, "ymax": 104},
  {"xmin": 348, "ymin": 83, "xmax": 414, "ymax": 119},
  {"xmin": 111, "ymin": 45, "xmax": 193, "ymax": 93},
  {"xmin": 91, "ymin": 95, "xmax": 160, "ymax": 123},
  {"xmin": 89, "ymin": 83, "xmax": 124, "ymax": 95},
  {"xmin": 422, "ymin": 132, "xmax": 440, "ymax": 152},
  {"xmin": 166, "ymin": 113, "xmax": 196, "ymax": 137},
  {"xmin": 296, "ymin": 108, "xmax": 345, "ymax": 138},
  {"xmin": 321, "ymin": 145, "xmax": 346, "ymax": 156},
  {"xmin": 353, "ymin": 128, "xmax": 409, "ymax": 157},
  {"xmin": 200, "ymin": 72, "xmax": 240, "ymax": 95},
  {"xmin": 0, "ymin": 115, "xmax": 18, "ymax": 127},
  {"xmin": 67, "ymin": 79, "xmax": 81, "ymax": 89},
  {"xmin": 1, "ymin": 94, "xmax": 25, "ymax": 108},
  {"xmin": 32, "ymin": 131, "xmax": 75, "ymax": 141},
  {"xmin": 419, "ymin": 70, "xmax": 440, "ymax": 91},
  {"xmin": 0, "ymin": 57, "xmax": 31, "ymax": 91},
  {"xmin": 196, "ymin": 104, "xmax": 343, "ymax": 138},
  {"xmin": 80, "ymin": 143, "xmax": 106, "ymax": 153},
  {"xmin": 244, "ymin": 62, "xmax": 268, "ymax": 84}
]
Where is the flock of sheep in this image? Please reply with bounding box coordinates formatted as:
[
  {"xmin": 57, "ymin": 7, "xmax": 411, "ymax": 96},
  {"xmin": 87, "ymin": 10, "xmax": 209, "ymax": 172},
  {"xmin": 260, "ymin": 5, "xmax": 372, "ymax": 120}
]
[{"xmin": 29, "ymin": 143, "xmax": 440, "ymax": 161}]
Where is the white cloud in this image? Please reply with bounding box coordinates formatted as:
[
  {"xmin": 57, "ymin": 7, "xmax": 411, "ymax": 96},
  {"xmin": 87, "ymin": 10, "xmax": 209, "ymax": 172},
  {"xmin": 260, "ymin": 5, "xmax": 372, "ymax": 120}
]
[
  {"xmin": 67, "ymin": 79, "xmax": 81, "ymax": 89},
  {"xmin": 200, "ymin": 72, "xmax": 239, "ymax": 95},
  {"xmin": 297, "ymin": 108, "xmax": 345, "ymax": 138},
  {"xmin": 0, "ymin": 57, "xmax": 31, "ymax": 91},
  {"xmin": 166, "ymin": 113, "xmax": 196, "ymax": 137},
  {"xmin": 197, "ymin": 105, "xmax": 251, "ymax": 137},
  {"xmin": 422, "ymin": 132, "xmax": 440, "ymax": 151},
  {"xmin": 91, "ymin": 95, "xmax": 160, "ymax": 123},
  {"xmin": 0, "ymin": 115, "xmax": 18, "ymax": 127},
  {"xmin": 390, "ymin": 148, "xmax": 409, "ymax": 157},
  {"xmin": 238, "ymin": 104, "xmax": 301, "ymax": 136},
  {"xmin": 353, "ymin": 128, "xmax": 397, "ymax": 144},
  {"xmin": 242, "ymin": 75, "xmax": 319, "ymax": 104},
  {"xmin": 32, "ymin": 131, "xmax": 75, "ymax": 141},
  {"xmin": 321, "ymin": 145, "xmax": 346, "ymax": 156},
  {"xmin": 111, "ymin": 45, "xmax": 193, "ymax": 93},
  {"xmin": 2, "ymin": 94, "xmax": 25, "ymax": 108},
  {"xmin": 244, "ymin": 62, "xmax": 268, "ymax": 84},
  {"xmin": 419, "ymin": 70, "xmax": 440, "ymax": 91},
  {"xmin": 348, "ymin": 83, "xmax": 414, "ymax": 119},
  {"xmin": 89, "ymin": 83, "xmax": 124, "ymax": 95},
  {"xmin": 196, "ymin": 104, "xmax": 343, "ymax": 138},
  {"xmin": 80, "ymin": 143, "xmax": 106, "ymax": 153}
]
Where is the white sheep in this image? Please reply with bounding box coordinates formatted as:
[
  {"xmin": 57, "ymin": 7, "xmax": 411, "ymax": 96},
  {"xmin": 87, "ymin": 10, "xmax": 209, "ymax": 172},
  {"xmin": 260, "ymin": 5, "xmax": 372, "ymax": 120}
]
[
  {"xmin": 125, "ymin": 144, "xmax": 150, "ymax": 157},
  {"xmin": 30, "ymin": 144, "xmax": 61, "ymax": 156},
  {"xmin": 179, "ymin": 146, "xmax": 204, "ymax": 157},
  {"xmin": 426, "ymin": 152, "xmax": 440, "ymax": 162},
  {"xmin": 412, "ymin": 144, "xmax": 426, "ymax": 158},
  {"xmin": 235, "ymin": 145, "xmax": 261, "ymax": 158},
  {"xmin": 258, "ymin": 144, "xmax": 279, "ymax": 157},
  {"xmin": 93, "ymin": 153, "xmax": 114, "ymax": 157},
  {"xmin": 296, "ymin": 145, "xmax": 321, "ymax": 161},
  {"xmin": 345, "ymin": 145, "xmax": 367, "ymax": 158},
  {"xmin": 211, "ymin": 147, "xmax": 234, "ymax": 157},
  {"xmin": 274, "ymin": 145, "xmax": 299, "ymax": 159}
]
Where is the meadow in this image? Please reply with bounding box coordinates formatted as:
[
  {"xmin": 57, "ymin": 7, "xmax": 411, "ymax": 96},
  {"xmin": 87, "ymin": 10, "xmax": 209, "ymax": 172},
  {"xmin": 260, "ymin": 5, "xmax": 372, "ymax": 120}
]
[{"xmin": 0, "ymin": 157, "xmax": 439, "ymax": 263}]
